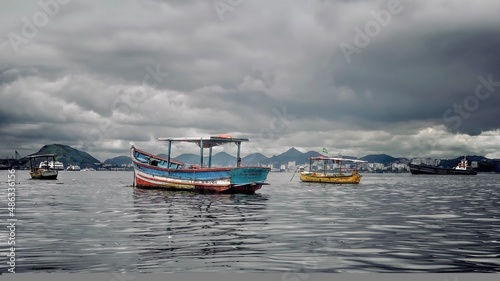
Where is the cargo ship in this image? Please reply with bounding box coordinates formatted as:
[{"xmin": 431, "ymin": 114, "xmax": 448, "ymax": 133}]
[{"xmin": 409, "ymin": 155, "xmax": 477, "ymax": 175}]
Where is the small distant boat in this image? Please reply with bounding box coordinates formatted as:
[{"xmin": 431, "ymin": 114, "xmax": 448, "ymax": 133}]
[
  {"xmin": 409, "ymin": 155, "xmax": 477, "ymax": 175},
  {"xmin": 299, "ymin": 156, "xmax": 367, "ymax": 184},
  {"xmin": 81, "ymin": 167, "xmax": 96, "ymax": 171},
  {"xmin": 39, "ymin": 160, "xmax": 65, "ymax": 170},
  {"xmin": 28, "ymin": 154, "xmax": 58, "ymax": 180},
  {"xmin": 130, "ymin": 135, "xmax": 271, "ymax": 194},
  {"xmin": 66, "ymin": 165, "xmax": 81, "ymax": 171}
]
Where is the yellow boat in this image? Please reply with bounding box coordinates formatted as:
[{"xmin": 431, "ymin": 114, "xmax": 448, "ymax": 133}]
[
  {"xmin": 299, "ymin": 156, "xmax": 366, "ymax": 184},
  {"xmin": 27, "ymin": 154, "xmax": 58, "ymax": 180}
]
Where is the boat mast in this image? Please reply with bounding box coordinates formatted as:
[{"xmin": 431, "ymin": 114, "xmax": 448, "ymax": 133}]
[
  {"xmin": 167, "ymin": 140, "xmax": 172, "ymax": 169},
  {"xmin": 208, "ymin": 147, "xmax": 213, "ymax": 168},
  {"xmin": 236, "ymin": 141, "xmax": 241, "ymax": 167},
  {"xmin": 200, "ymin": 138, "xmax": 204, "ymax": 167}
]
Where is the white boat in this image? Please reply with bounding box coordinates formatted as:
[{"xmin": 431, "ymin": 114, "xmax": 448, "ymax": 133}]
[
  {"xmin": 39, "ymin": 160, "xmax": 65, "ymax": 170},
  {"xmin": 66, "ymin": 165, "xmax": 81, "ymax": 171},
  {"xmin": 81, "ymin": 167, "xmax": 96, "ymax": 171}
]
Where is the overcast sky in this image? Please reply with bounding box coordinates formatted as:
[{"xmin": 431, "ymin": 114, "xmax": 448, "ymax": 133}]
[{"xmin": 1, "ymin": 0, "xmax": 500, "ymax": 161}]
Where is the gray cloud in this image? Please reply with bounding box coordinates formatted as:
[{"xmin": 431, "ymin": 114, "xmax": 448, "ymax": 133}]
[{"xmin": 1, "ymin": 0, "xmax": 500, "ymax": 160}]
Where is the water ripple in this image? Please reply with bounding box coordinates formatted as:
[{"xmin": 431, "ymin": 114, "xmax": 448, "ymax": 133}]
[{"xmin": 1, "ymin": 171, "xmax": 499, "ymax": 272}]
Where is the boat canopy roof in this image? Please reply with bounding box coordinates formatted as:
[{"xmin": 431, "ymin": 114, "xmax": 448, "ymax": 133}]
[
  {"xmin": 27, "ymin": 154, "xmax": 57, "ymax": 158},
  {"xmin": 158, "ymin": 135, "xmax": 249, "ymax": 148},
  {"xmin": 309, "ymin": 156, "xmax": 367, "ymax": 163}
]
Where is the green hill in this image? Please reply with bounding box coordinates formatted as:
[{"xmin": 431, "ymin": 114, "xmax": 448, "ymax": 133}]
[
  {"xmin": 243, "ymin": 152, "xmax": 268, "ymax": 165},
  {"xmin": 31, "ymin": 144, "xmax": 101, "ymax": 169},
  {"xmin": 103, "ymin": 156, "xmax": 132, "ymax": 166},
  {"xmin": 360, "ymin": 154, "xmax": 399, "ymax": 164}
]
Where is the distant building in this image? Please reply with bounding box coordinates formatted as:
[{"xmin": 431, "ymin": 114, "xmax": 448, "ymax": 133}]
[{"xmin": 391, "ymin": 163, "xmax": 409, "ymax": 171}]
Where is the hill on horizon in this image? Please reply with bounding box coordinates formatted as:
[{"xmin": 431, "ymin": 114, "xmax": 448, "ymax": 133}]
[
  {"xmin": 360, "ymin": 154, "xmax": 402, "ymax": 165},
  {"xmin": 32, "ymin": 144, "xmax": 101, "ymax": 169},
  {"xmin": 103, "ymin": 156, "xmax": 132, "ymax": 166},
  {"xmin": 158, "ymin": 152, "xmax": 239, "ymax": 167},
  {"xmin": 16, "ymin": 144, "xmax": 499, "ymax": 172}
]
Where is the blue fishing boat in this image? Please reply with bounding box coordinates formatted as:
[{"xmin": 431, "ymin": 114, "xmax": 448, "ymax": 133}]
[{"xmin": 130, "ymin": 135, "xmax": 271, "ymax": 194}]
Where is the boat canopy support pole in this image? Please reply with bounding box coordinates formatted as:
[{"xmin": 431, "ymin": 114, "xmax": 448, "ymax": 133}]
[
  {"xmin": 208, "ymin": 147, "xmax": 212, "ymax": 168},
  {"xmin": 236, "ymin": 142, "xmax": 241, "ymax": 167},
  {"xmin": 200, "ymin": 138, "xmax": 204, "ymax": 168},
  {"xmin": 167, "ymin": 140, "xmax": 172, "ymax": 169}
]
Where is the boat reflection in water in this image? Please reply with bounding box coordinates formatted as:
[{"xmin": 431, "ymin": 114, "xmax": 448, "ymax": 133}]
[{"xmin": 130, "ymin": 188, "xmax": 269, "ymax": 271}]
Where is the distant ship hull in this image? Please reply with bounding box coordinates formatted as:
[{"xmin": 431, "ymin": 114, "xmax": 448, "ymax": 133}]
[
  {"xmin": 409, "ymin": 163, "xmax": 477, "ymax": 175},
  {"xmin": 40, "ymin": 161, "xmax": 64, "ymax": 170}
]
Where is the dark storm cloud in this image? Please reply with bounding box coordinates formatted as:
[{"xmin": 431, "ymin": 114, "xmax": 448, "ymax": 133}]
[
  {"xmin": 1, "ymin": 0, "xmax": 500, "ymax": 159},
  {"xmin": 330, "ymin": 28, "xmax": 500, "ymax": 134}
]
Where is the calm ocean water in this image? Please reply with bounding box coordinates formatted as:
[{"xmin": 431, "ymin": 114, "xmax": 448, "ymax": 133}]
[{"xmin": 1, "ymin": 170, "xmax": 499, "ymax": 273}]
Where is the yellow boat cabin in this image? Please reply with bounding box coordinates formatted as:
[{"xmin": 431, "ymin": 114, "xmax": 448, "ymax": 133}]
[{"xmin": 299, "ymin": 156, "xmax": 367, "ymax": 184}]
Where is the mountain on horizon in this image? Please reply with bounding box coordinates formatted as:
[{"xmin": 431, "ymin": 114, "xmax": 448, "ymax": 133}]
[
  {"xmin": 360, "ymin": 154, "xmax": 402, "ymax": 165},
  {"xmin": 262, "ymin": 147, "xmax": 322, "ymax": 167},
  {"xmin": 103, "ymin": 156, "xmax": 132, "ymax": 166},
  {"xmin": 18, "ymin": 144, "xmax": 500, "ymax": 172},
  {"xmin": 243, "ymin": 152, "xmax": 268, "ymax": 165},
  {"xmin": 159, "ymin": 152, "xmax": 239, "ymax": 167},
  {"xmin": 32, "ymin": 144, "xmax": 101, "ymax": 169}
]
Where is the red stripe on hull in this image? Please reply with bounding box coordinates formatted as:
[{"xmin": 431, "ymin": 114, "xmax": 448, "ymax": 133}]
[
  {"xmin": 135, "ymin": 175, "xmax": 262, "ymax": 194},
  {"xmin": 135, "ymin": 175, "xmax": 231, "ymax": 193}
]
